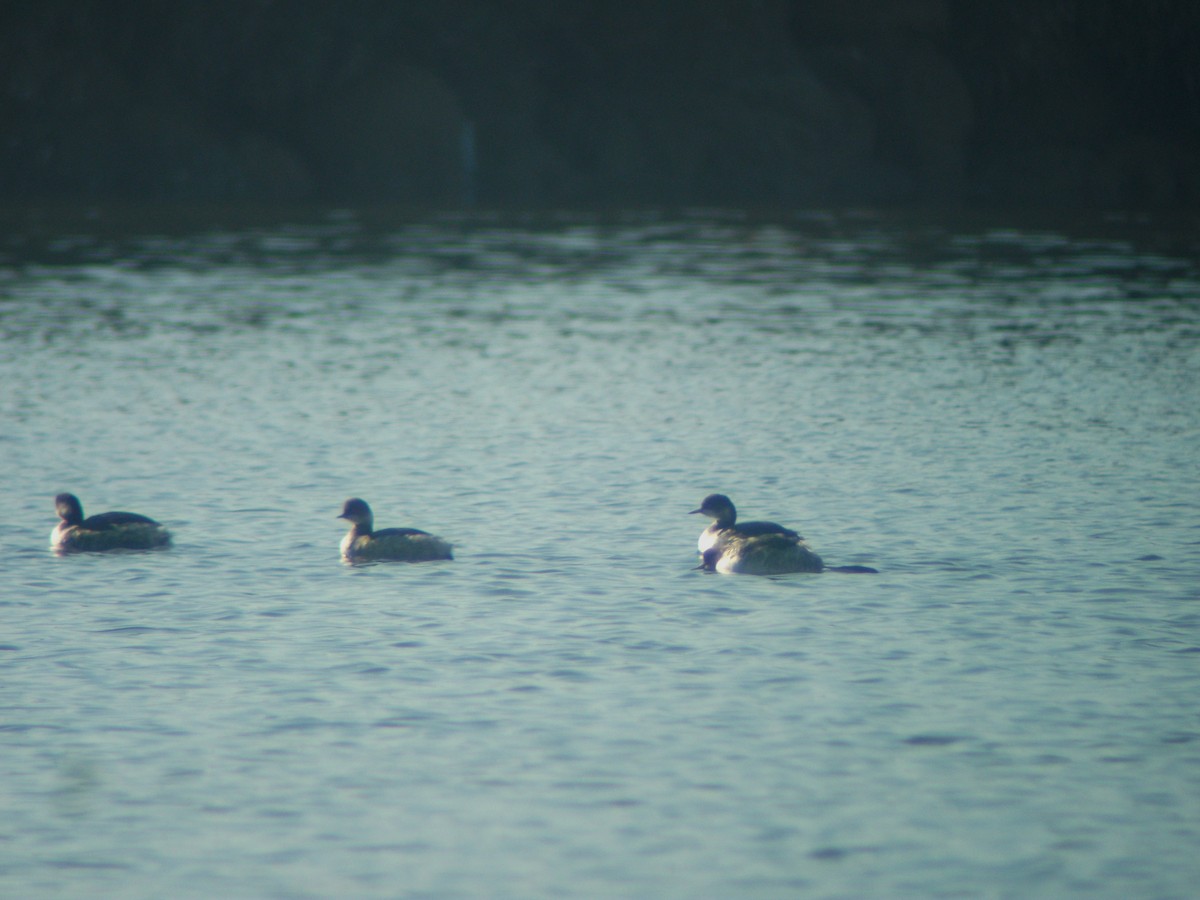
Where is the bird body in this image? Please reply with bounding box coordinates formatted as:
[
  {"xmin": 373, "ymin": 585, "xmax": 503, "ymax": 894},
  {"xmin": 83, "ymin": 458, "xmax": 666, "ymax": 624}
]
[{"xmin": 699, "ymin": 532, "xmax": 824, "ymax": 575}]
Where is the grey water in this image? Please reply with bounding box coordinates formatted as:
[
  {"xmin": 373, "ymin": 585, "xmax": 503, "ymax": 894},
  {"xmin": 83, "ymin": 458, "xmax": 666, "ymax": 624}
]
[{"xmin": 1, "ymin": 210, "xmax": 1198, "ymax": 898}]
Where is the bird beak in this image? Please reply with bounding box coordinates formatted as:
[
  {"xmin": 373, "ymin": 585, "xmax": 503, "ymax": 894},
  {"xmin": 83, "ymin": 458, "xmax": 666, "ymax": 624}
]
[{"xmin": 688, "ymin": 508, "xmax": 702, "ymax": 515}]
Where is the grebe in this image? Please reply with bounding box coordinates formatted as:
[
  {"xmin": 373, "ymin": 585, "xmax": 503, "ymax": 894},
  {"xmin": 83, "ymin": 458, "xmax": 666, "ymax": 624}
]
[
  {"xmin": 51, "ymin": 493, "xmax": 171, "ymax": 553},
  {"xmin": 691, "ymin": 494, "xmax": 877, "ymax": 575},
  {"xmin": 690, "ymin": 493, "xmax": 801, "ymax": 554},
  {"xmin": 338, "ymin": 498, "xmax": 453, "ymax": 563}
]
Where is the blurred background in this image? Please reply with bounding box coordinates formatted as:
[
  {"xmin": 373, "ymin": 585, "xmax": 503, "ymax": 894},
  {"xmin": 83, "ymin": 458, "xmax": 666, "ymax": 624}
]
[{"xmin": 3, "ymin": 0, "xmax": 1197, "ymax": 211}]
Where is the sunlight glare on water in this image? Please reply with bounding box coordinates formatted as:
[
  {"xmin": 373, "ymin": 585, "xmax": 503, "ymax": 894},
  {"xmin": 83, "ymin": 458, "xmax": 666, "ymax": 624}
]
[{"xmin": 1, "ymin": 211, "xmax": 1198, "ymax": 898}]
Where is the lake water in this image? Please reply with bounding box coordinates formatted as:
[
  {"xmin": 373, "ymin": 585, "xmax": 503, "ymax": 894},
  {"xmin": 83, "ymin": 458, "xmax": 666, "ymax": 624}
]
[{"xmin": 2, "ymin": 209, "xmax": 1198, "ymax": 898}]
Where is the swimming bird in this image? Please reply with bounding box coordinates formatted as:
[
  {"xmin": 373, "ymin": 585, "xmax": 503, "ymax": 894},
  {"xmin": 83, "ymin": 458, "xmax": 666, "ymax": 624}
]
[
  {"xmin": 337, "ymin": 497, "xmax": 453, "ymax": 563},
  {"xmin": 691, "ymin": 493, "xmax": 878, "ymax": 576},
  {"xmin": 50, "ymin": 492, "xmax": 171, "ymax": 553},
  {"xmin": 690, "ymin": 493, "xmax": 801, "ymax": 554}
]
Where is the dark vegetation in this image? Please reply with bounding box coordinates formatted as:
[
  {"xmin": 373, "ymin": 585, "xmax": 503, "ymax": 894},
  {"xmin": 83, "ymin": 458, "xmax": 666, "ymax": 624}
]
[{"xmin": 2, "ymin": 0, "xmax": 1197, "ymax": 208}]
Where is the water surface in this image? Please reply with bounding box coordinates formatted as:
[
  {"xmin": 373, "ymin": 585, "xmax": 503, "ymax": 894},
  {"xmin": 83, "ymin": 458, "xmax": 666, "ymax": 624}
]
[{"xmin": 2, "ymin": 210, "xmax": 1198, "ymax": 897}]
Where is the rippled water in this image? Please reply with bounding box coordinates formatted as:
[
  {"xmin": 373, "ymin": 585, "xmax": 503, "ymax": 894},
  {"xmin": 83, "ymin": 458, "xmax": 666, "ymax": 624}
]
[{"xmin": 2, "ymin": 210, "xmax": 1199, "ymax": 898}]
